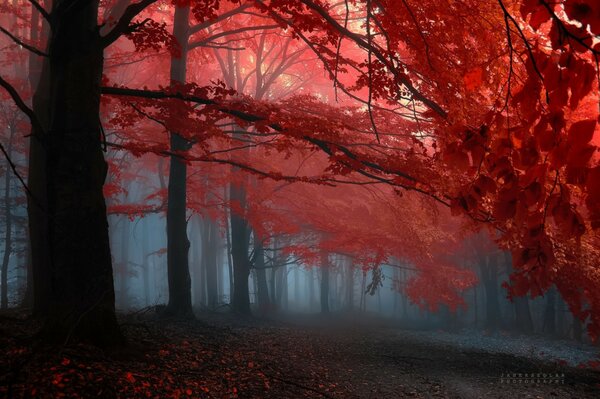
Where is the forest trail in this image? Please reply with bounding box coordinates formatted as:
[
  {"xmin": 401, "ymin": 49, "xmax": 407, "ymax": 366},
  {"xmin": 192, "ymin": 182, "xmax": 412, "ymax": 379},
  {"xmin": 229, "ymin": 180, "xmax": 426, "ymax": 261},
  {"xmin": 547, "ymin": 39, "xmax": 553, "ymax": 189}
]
[{"xmin": 2, "ymin": 311, "xmax": 600, "ymax": 398}]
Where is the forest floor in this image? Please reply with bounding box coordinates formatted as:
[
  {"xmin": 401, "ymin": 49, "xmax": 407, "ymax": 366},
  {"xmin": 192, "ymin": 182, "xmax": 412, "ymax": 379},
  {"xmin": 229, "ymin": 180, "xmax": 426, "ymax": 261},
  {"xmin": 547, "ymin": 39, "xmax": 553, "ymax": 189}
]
[{"xmin": 2, "ymin": 309, "xmax": 600, "ymax": 398}]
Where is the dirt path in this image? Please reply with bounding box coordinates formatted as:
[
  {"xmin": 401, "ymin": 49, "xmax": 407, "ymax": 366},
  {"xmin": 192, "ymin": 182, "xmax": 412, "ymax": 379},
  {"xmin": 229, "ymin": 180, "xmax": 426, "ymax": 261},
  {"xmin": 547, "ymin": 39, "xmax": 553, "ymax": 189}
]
[
  {"xmin": 225, "ymin": 318, "xmax": 600, "ymax": 398},
  {"xmin": 2, "ymin": 311, "xmax": 599, "ymax": 398}
]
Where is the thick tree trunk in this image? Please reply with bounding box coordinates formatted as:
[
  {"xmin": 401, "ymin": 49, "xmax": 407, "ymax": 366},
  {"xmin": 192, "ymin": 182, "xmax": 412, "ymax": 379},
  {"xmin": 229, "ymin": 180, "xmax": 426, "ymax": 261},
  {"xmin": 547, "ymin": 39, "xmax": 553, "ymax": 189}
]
[
  {"xmin": 27, "ymin": 0, "xmax": 52, "ymax": 317},
  {"xmin": 40, "ymin": 0, "xmax": 122, "ymax": 346},
  {"xmin": 165, "ymin": 5, "xmax": 193, "ymax": 317}
]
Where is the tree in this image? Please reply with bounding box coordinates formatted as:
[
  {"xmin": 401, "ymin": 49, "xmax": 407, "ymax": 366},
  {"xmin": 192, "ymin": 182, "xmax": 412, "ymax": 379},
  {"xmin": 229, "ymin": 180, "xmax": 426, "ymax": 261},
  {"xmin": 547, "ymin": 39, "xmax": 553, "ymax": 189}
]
[
  {"xmin": 1, "ymin": 0, "xmax": 599, "ymax": 345},
  {"xmin": 0, "ymin": 0, "xmax": 158, "ymax": 345}
]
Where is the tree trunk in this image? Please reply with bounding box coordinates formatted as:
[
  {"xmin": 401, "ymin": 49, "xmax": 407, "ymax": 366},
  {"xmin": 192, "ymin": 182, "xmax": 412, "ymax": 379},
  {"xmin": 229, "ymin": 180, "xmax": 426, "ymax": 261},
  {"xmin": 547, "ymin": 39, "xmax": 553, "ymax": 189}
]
[
  {"xmin": 141, "ymin": 218, "xmax": 151, "ymax": 306},
  {"xmin": 21, "ymin": 230, "xmax": 33, "ymax": 309},
  {"xmin": 320, "ymin": 251, "xmax": 330, "ymax": 314},
  {"xmin": 345, "ymin": 257, "xmax": 354, "ymax": 311},
  {"xmin": 480, "ymin": 254, "xmax": 501, "ymax": 331},
  {"xmin": 165, "ymin": 4, "xmax": 193, "ymax": 317},
  {"xmin": 504, "ymin": 252, "xmax": 533, "ymax": 334},
  {"xmin": 543, "ymin": 286, "xmax": 557, "ymax": 335},
  {"xmin": 253, "ymin": 233, "xmax": 271, "ymax": 312},
  {"xmin": 41, "ymin": 0, "xmax": 122, "ymax": 346},
  {"xmin": 224, "ymin": 192, "xmax": 234, "ymax": 303},
  {"xmin": 28, "ymin": 0, "xmax": 52, "ymax": 317},
  {"xmin": 573, "ymin": 315, "xmax": 583, "ymax": 342},
  {"xmin": 1, "ymin": 128, "xmax": 13, "ymax": 309},
  {"xmin": 193, "ymin": 215, "xmax": 205, "ymax": 307},
  {"xmin": 204, "ymin": 217, "xmax": 218, "ymax": 309},
  {"xmin": 21, "ymin": 0, "xmax": 42, "ymax": 310},
  {"xmin": 230, "ymin": 180, "xmax": 251, "ymax": 314},
  {"xmin": 118, "ymin": 216, "xmax": 130, "ymax": 309}
]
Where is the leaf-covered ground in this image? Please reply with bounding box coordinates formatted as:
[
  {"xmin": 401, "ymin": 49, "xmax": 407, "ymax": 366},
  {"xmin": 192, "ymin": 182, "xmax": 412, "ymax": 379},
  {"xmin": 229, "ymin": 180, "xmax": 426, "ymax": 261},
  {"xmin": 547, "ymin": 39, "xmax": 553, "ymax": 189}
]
[{"xmin": 2, "ymin": 310, "xmax": 600, "ymax": 398}]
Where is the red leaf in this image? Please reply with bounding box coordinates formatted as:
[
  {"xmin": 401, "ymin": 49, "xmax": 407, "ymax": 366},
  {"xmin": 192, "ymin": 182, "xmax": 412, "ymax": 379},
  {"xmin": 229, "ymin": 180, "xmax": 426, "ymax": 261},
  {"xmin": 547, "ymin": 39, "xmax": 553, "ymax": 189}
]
[
  {"xmin": 463, "ymin": 67, "xmax": 483, "ymax": 91},
  {"xmin": 125, "ymin": 372, "xmax": 136, "ymax": 383},
  {"xmin": 568, "ymin": 119, "xmax": 597, "ymax": 147}
]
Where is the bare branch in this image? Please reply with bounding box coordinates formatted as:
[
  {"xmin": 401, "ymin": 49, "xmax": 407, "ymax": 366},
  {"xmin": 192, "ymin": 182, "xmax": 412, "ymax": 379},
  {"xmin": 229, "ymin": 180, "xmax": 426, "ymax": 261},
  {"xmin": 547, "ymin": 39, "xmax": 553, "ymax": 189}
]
[
  {"xmin": 188, "ymin": 25, "xmax": 279, "ymax": 50},
  {"xmin": 0, "ymin": 141, "xmax": 39, "ymax": 209},
  {"xmin": 28, "ymin": 0, "xmax": 52, "ymax": 25},
  {"xmin": 0, "ymin": 26, "xmax": 48, "ymax": 57},
  {"xmin": 0, "ymin": 74, "xmax": 45, "ymax": 135},
  {"xmin": 189, "ymin": 2, "xmax": 252, "ymax": 35},
  {"xmin": 101, "ymin": 0, "xmax": 158, "ymax": 48}
]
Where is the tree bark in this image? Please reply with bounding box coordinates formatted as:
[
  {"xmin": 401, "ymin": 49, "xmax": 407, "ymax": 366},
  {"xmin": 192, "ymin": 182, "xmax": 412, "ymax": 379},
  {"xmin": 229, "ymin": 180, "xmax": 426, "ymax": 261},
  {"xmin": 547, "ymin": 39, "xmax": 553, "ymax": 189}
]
[
  {"xmin": 27, "ymin": 0, "xmax": 52, "ymax": 317},
  {"xmin": 40, "ymin": 0, "xmax": 122, "ymax": 346},
  {"xmin": 165, "ymin": 4, "xmax": 193, "ymax": 317}
]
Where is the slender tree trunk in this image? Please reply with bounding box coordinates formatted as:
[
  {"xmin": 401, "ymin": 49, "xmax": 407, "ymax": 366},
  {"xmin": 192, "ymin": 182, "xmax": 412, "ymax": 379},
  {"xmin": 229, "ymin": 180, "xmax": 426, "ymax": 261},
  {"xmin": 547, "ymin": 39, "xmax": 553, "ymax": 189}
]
[
  {"xmin": 543, "ymin": 286, "xmax": 557, "ymax": 335},
  {"xmin": 230, "ymin": 179, "xmax": 251, "ymax": 314},
  {"xmin": 40, "ymin": 0, "xmax": 122, "ymax": 345},
  {"xmin": 141, "ymin": 218, "xmax": 151, "ymax": 306},
  {"xmin": 402, "ymin": 269, "xmax": 408, "ymax": 318},
  {"xmin": 504, "ymin": 252, "xmax": 533, "ymax": 333},
  {"xmin": 224, "ymin": 193, "xmax": 234, "ymax": 302},
  {"xmin": 205, "ymin": 218, "xmax": 218, "ymax": 309},
  {"xmin": 308, "ymin": 267, "xmax": 315, "ymax": 312},
  {"xmin": 165, "ymin": 5, "xmax": 193, "ymax": 317},
  {"xmin": 253, "ymin": 233, "xmax": 271, "ymax": 312},
  {"xmin": 556, "ymin": 293, "xmax": 566, "ymax": 337},
  {"xmin": 573, "ymin": 315, "xmax": 583, "ymax": 342},
  {"xmin": 281, "ymin": 266, "xmax": 288, "ymax": 311},
  {"xmin": 320, "ymin": 251, "xmax": 330, "ymax": 314},
  {"xmin": 1, "ymin": 129, "xmax": 13, "ymax": 309},
  {"xmin": 193, "ymin": 215, "xmax": 205, "ymax": 307},
  {"xmin": 360, "ymin": 270, "xmax": 366, "ymax": 312},
  {"xmin": 345, "ymin": 257, "xmax": 354, "ymax": 311},
  {"xmin": 480, "ymin": 254, "xmax": 501, "ymax": 331},
  {"xmin": 118, "ymin": 216, "xmax": 130, "ymax": 309}
]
